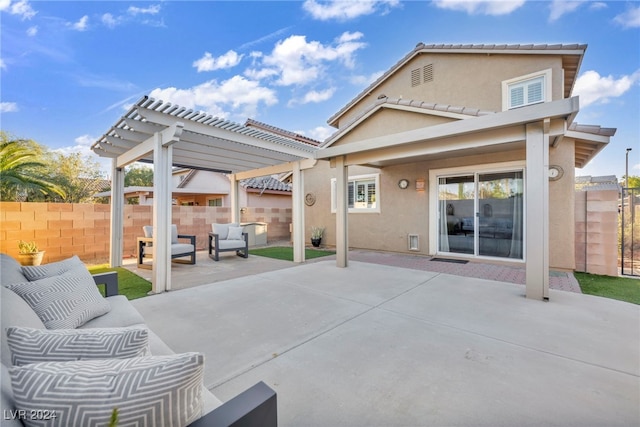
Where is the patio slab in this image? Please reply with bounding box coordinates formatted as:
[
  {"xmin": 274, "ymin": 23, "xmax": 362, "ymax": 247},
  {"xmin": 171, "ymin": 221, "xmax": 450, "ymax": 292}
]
[{"xmin": 131, "ymin": 260, "xmax": 640, "ymax": 427}]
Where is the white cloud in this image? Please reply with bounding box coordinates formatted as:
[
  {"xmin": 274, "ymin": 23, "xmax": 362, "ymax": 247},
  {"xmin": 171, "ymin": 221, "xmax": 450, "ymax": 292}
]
[
  {"xmin": 250, "ymin": 32, "xmax": 367, "ymax": 86},
  {"xmin": 302, "ymin": 88, "xmax": 336, "ymax": 104},
  {"xmin": 0, "ymin": 58, "xmax": 6, "ymax": 70},
  {"xmin": 149, "ymin": 75, "xmax": 278, "ymax": 120},
  {"xmin": 349, "ymin": 70, "xmax": 384, "ymax": 86},
  {"xmin": 127, "ymin": 4, "xmax": 161, "ymax": 16},
  {"xmin": 433, "ymin": 0, "xmax": 525, "ymax": 16},
  {"xmin": 303, "ymin": 0, "xmax": 400, "ymax": 21},
  {"xmin": 57, "ymin": 135, "xmax": 112, "ymax": 175},
  {"xmin": 69, "ymin": 15, "xmax": 89, "ymax": 31},
  {"xmin": 0, "ymin": 0, "xmax": 37, "ymax": 20},
  {"xmin": 574, "ymin": 69, "xmax": 640, "ymax": 107},
  {"xmin": 26, "ymin": 25, "xmax": 37, "ymax": 36},
  {"xmin": 548, "ymin": 0, "xmax": 584, "ymax": 22},
  {"xmin": 307, "ymin": 126, "xmax": 334, "ymax": 142},
  {"xmin": 101, "ymin": 13, "xmax": 121, "ymax": 29},
  {"xmin": 0, "ymin": 102, "xmax": 19, "ymax": 112},
  {"xmin": 193, "ymin": 50, "xmax": 243, "ymax": 72},
  {"xmin": 614, "ymin": 5, "xmax": 640, "ymax": 29}
]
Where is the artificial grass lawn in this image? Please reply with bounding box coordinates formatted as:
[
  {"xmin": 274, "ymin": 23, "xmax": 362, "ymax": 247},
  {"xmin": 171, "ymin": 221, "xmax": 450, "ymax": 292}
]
[
  {"xmin": 574, "ymin": 272, "xmax": 640, "ymax": 305},
  {"xmin": 249, "ymin": 246, "xmax": 335, "ymax": 261},
  {"xmin": 88, "ymin": 265, "xmax": 152, "ymax": 300}
]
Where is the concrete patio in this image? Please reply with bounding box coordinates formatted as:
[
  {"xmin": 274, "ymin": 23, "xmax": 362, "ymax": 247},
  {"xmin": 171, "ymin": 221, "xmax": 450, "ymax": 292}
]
[{"xmin": 131, "ymin": 258, "xmax": 640, "ymax": 427}]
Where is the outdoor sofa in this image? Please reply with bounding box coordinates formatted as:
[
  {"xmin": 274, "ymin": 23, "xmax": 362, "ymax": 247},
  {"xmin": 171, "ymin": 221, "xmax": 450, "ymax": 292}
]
[{"xmin": 1, "ymin": 253, "xmax": 277, "ymax": 426}]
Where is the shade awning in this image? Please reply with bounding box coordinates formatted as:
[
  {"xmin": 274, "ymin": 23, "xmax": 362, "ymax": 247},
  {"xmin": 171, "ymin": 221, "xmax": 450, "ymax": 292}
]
[{"xmin": 92, "ymin": 96, "xmax": 317, "ymax": 172}]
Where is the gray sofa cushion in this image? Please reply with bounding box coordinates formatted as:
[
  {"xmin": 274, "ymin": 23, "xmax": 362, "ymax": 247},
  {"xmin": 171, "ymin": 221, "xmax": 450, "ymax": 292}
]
[
  {"xmin": 7, "ymin": 266, "xmax": 111, "ymax": 329},
  {"xmin": 1, "ymin": 286, "xmax": 46, "ymax": 366},
  {"xmin": 9, "ymin": 353, "xmax": 205, "ymax": 427},
  {"xmin": 6, "ymin": 326, "xmax": 150, "ymax": 366},
  {"xmin": 218, "ymin": 239, "xmax": 247, "ymax": 250},
  {"xmin": 0, "ymin": 253, "xmax": 28, "ymax": 286},
  {"xmin": 79, "ymin": 295, "xmax": 145, "ymax": 329}
]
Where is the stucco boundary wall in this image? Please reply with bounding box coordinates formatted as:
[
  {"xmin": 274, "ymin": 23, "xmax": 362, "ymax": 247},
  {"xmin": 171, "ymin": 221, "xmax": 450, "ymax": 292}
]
[
  {"xmin": 574, "ymin": 190, "xmax": 619, "ymax": 276},
  {"xmin": 0, "ymin": 202, "xmax": 292, "ymax": 265}
]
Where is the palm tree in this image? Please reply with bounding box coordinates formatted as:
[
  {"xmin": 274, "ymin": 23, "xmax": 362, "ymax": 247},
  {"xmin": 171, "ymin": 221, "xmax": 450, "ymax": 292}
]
[{"xmin": 0, "ymin": 133, "xmax": 65, "ymax": 201}]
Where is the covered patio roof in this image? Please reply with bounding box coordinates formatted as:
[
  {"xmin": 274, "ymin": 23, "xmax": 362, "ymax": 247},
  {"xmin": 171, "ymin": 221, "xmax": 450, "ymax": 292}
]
[{"xmin": 92, "ymin": 96, "xmax": 317, "ymax": 293}]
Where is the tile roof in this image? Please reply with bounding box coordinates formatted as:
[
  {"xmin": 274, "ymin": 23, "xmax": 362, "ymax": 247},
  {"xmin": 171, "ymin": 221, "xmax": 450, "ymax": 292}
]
[
  {"xmin": 575, "ymin": 175, "xmax": 621, "ymax": 192},
  {"xmin": 568, "ymin": 123, "xmax": 617, "ymax": 137},
  {"xmin": 241, "ymin": 176, "xmax": 291, "ymax": 192},
  {"xmin": 328, "ymin": 42, "xmax": 586, "ymax": 127},
  {"xmin": 244, "ymin": 118, "xmax": 321, "ymax": 146}
]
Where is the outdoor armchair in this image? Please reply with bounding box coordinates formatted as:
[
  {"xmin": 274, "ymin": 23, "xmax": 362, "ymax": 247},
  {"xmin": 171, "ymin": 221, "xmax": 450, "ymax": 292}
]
[
  {"xmin": 209, "ymin": 223, "xmax": 249, "ymax": 261},
  {"xmin": 138, "ymin": 224, "xmax": 196, "ymax": 269}
]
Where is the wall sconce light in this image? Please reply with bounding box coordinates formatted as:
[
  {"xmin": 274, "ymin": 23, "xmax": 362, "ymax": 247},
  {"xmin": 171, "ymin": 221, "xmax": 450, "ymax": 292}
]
[
  {"xmin": 415, "ymin": 179, "xmax": 425, "ymax": 191},
  {"xmin": 240, "ymin": 207, "xmax": 248, "ymax": 214}
]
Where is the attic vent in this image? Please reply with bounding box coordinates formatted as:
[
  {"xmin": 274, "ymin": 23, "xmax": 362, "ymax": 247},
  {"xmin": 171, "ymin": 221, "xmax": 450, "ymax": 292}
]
[
  {"xmin": 411, "ymin": 64, "xmax": 434, "ymax": 87},
  {"xmin": 411, "ymin": 68, "xmax": 421, "ymax": 87},
  {"xmin": 423, "ymin": 64, "xmax": 433, "ymax": 82}
]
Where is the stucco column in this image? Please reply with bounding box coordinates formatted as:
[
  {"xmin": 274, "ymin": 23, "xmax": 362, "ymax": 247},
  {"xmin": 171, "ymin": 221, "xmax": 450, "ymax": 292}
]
[
  {"xmin": 292, "ymin": 161, "xmax": 306, "ymax": 263},
  {"xmin": 335, "ymin": 156, "xmax": 348, "ymax": 268},
  {"xmin": 151, "ymin": 131, "xmax": 173, "ymax": 294},
  {"xmin": 525, "ymin": 121, "xmax": 549, "ymax": 300},
  {"xmin": 109, "ymin": 160, "xmax": 124, "ymax": 267}
]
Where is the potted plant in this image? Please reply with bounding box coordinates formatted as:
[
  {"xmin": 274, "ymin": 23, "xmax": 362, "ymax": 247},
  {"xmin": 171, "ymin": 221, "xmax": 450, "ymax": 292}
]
[
  {"xmin": 18, "ymin": 240, "xmax": 45, "ymax": 266},
  {"xmin": 310, "ymin": 226, "xmax": 325, "ymax": 247}
]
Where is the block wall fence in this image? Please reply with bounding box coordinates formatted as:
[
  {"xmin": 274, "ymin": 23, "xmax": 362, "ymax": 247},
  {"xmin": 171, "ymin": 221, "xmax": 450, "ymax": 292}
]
[
  {"xmin": 0, "ymin": 202, "xmax": 291, "ymax": 265},
  {"xmin": 574, "ymin": 189, "xmax": 619, "ymax": 276}
]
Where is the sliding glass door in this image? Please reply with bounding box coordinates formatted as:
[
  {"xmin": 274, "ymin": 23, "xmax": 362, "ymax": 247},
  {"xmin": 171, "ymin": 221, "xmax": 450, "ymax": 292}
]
[{"xmin": 438, "ymin": 170, "xmax": 523, "ymax": 259}]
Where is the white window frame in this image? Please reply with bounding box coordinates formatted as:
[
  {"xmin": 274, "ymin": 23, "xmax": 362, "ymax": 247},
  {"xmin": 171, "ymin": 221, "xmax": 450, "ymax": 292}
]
[
  {"xmin": 502, "ymin": 69, "xmax": 552, "ymax": 111},
  {"xmin": 331, "ymin": 173, "xmax": 380, "ymax": 214}
]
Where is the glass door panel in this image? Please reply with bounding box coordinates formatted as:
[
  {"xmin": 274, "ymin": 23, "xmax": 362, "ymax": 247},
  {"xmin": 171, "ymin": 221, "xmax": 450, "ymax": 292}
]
[
  {"xmin": 438, "ymin": 175, "xmax": 475, "ymax": 254},
  {"xmin": 477, "ymin": 172, "xmax": 523, "ymax": 259}
]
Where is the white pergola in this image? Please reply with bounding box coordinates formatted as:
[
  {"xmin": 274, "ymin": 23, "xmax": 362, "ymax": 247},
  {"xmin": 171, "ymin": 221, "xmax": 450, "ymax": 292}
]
[{"xmin": 92, "ymin": 96, "xmax": 316, "ymax": 293}]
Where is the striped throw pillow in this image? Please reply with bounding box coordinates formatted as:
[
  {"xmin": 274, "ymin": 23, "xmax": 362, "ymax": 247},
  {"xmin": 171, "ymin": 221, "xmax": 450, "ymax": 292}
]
[
  {"xmin": 9, "ymin": 353, "xmax": 205, "ymax": 427},
  {"xmin": 6, "ymin": 326, "xmax": 150, "ymax": 366}
]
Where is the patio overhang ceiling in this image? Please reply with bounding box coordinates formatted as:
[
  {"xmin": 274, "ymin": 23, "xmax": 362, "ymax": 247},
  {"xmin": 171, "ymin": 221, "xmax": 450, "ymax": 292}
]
[
  {"xmin": 92, "ymin": 96, "xmax": 317, "ymax": 174},
  {"xmin": 316, "ymin": 97, "xmax": 580, "ymax": 168}
]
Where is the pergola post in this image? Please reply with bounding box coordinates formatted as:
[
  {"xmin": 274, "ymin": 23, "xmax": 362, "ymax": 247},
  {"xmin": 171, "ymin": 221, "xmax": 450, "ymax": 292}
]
[
  {"xmin": 525, "ymin": 121, "xmax": 550, "ymax": 300},
  {"xmin": 335, "ymin": 156, "xmax": 348, "ymax": 268},
  {"xmin": 109, "ymin": 161, "xmax": 124, "ymax": 267},
  {"xmin": 151, "ymin": 131, "xmax": 174, "ymax": 294},
  {"xmin": 229, "ymin": 174, "xmax": 239, "ymax": 223},
  {"xmin": 292, "ymin": 161, "xmax": 305, "ymax": 263}
]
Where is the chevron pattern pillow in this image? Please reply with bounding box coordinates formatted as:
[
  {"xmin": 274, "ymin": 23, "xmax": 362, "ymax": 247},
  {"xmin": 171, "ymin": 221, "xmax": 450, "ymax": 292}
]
[
  {"xmin": 21, "ymin": 255, "xmax": 85, "ymax": 281},
  {"xmin": 7, "ymin": 266, "xmax": 111, "ymax": 329},
  {"xmin": 6, "ymin": 326, "xmax": 150, "ymax": 366},
  {"xmin": 9, "ymin": 353, "xmax": 205, "ymax": 427}
]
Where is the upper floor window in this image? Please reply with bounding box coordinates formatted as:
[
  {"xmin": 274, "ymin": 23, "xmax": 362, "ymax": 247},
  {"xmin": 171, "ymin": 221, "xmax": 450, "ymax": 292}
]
[
  {"xmin": 331, "ymin": 173, "xmax": 380, "ymax": 213},
  {"xmin": 502, "ymin": 69, "xmax": 552, "ymax": 110}
]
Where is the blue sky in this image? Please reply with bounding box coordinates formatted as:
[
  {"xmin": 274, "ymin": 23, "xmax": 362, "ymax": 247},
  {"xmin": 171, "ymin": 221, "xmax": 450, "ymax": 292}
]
[{"xmin": 1, "ymin": 0, "xmax": 639, "ymax": 179}]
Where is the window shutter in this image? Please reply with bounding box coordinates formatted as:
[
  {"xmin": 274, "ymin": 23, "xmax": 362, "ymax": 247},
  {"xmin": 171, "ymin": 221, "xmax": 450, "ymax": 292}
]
[
  {"xmin": 510, "ymin": 86, "xmax": 524, "ymax": 108},
  {"xmin": 527, "ymin": 80, "xmax": 543, "ymax": 103}
]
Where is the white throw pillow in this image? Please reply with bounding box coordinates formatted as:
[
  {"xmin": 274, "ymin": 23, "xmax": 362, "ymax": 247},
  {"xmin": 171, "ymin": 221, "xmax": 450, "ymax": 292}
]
[
  {"xmin": 6, "ymin": 326, "xmax": 150, "ymax": 366},
  {"xmin": 7, "ymin": 266, "xmax": 111, "ymax": 329},
  {"xmin": 227, "ymin": 226, "xmax": 244, "ymax": 241},
  {"xmin": 9, "ymin": 353, "xmax": 205, "ymax": 427}
]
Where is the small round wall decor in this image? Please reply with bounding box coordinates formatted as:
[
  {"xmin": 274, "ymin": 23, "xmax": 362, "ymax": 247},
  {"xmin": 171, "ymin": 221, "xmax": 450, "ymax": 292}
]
[
  {"xmin": 305, "ymin": 192, "xmax": 316, "ymax": 206},
  {"xmin": 398, "ymin": 179, "xmax": 409, "ymax": 189}
]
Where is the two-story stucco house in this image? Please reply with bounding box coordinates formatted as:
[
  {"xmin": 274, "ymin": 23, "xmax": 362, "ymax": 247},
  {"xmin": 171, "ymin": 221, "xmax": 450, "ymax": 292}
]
[{"xmin": 305, "ymin": 43, "xmax": 615, "ymax": 299}]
